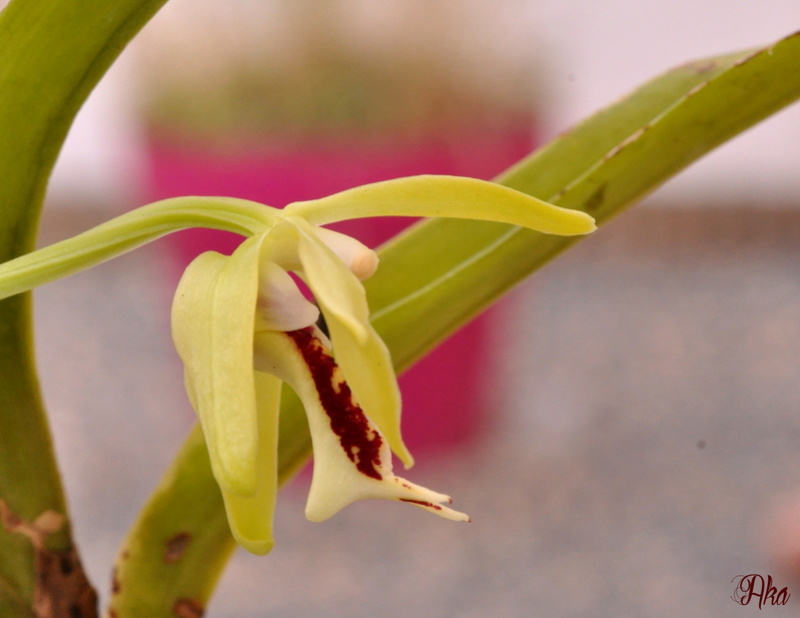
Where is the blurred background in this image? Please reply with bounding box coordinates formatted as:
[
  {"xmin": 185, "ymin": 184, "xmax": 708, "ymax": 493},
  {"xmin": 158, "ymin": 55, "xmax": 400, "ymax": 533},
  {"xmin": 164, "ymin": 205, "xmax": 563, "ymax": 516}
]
[{"xmin": 30, "ymin": 0, "xmax": 800, "ymax": 615}]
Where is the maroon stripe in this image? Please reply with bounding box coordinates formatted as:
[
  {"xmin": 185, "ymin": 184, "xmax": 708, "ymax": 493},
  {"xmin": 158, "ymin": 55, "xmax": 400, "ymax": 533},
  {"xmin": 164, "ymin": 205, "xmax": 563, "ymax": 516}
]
[{"xmin": 288, "ymin": 327, "xmax": 384, "ymax": 480}]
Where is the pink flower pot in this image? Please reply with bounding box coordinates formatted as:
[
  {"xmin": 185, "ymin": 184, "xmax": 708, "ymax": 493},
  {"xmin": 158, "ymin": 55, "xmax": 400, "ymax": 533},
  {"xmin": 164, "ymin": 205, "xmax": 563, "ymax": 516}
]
[{"xmin": 144, "ymin": 126, "xmax": 533, "ymax": 454}]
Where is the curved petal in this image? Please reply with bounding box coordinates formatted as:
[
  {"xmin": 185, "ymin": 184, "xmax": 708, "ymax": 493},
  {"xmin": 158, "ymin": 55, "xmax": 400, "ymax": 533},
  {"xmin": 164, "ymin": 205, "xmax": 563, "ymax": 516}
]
[
  {"xmin": 171, "ymin": 234, "xmax": 265, "ymax": 494},
  {"xmin": 290, "ymin": 217, "xmax": 413, "ymax": 467},
  {"xmin": 286, "ymin": 216, "xmax": 370, "ymax": 342},
  {"xmin": 321, "ymin": 313, "xmax": 413, "ymax": 468},
  {"xmin": 219, "ymin": 371, "xmax": 281, "ymax": 555},
  {"xmin": 253, "ymin": 328, "xmax": 468, "ymax": 522},
  {"xmin": 284, "ymin": 174, "xmax": 596, "ymax": 235}
]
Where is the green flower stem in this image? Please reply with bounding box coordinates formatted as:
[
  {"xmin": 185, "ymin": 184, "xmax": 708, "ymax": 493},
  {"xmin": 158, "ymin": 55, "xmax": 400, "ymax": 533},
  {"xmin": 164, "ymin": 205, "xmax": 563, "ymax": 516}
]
[
  {"xmin": 0, "ymin": 197, "xmax": 277, "ymax": 302},
  {"xmin": 110, "ymin": 32, "xmax": 800, "ymax": 614},
  {"xmin": 0, "ymin": 0, "xmax": 167, "ymax": 612}
]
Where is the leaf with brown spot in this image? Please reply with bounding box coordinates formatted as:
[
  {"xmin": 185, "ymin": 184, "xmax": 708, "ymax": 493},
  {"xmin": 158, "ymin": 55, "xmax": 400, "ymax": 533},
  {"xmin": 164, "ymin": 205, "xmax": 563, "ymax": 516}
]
[
  {"xmin": 368, "ymin": 32, "xmax": 800, "ymax": 373},
  {"xmin": 0, "ymin": 500, "xmax": 98, "ymax": 618},
  {"xmin": 32, "ymin": 548, "xmax": 98, "ymax": 618},
  {"xmin": 172, "ymin": 598, "xmax": 204, "ymax": 618},
  {"xmin": 164, "ymin": 533, "xmax": 192, "ymax": 564},
  {"xmin": 583, "ymin": 183, "xmax": 607, "ymax": 212}
]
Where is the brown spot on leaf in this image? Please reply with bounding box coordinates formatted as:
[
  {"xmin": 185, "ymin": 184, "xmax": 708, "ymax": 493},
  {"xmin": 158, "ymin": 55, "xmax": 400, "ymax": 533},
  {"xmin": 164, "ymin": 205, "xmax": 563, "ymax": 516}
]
[
  {"xmin": 111, "ymin": 567, "xmax": 121, "ymax": 595},
  {"xmin": 0, "ymin": 499, "xmax": 99, "ymax": 617},
  {"xmin": 164, "ymin": 532, "xmax": 192, "ymax": 564},
  {"xmin": 584, "ymin": 183, "xmax": 607, "ymax": 213},
  {"xmin": 60, "ymin": 554, "xmax": 75, "ymax": 576},
  {"xmin": 172, "ymin": 598, "xmax": 204, "ymax": 617},
  {"xmin": 35, "ymin": 548, "xmax": 99, "ymax": 617}
]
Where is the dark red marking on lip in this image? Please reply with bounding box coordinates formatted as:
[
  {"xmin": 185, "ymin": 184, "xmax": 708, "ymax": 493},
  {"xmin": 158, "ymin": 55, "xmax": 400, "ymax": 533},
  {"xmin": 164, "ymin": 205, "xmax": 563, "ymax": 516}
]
[
  {"xmin": 288, "ymin": 327, "xmax": 383, "ymax": 480},
  {"xmin": 399, "ymin": 498, "xmax": 442, "ymax": 511}
]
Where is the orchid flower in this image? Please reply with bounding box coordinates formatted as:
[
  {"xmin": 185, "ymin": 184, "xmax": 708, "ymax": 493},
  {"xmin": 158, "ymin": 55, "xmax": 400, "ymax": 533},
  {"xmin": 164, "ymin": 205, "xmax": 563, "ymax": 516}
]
[
  {"xmin": 0, "ymin": 174, "xmax": 593, "ymax": 556},
  {"xmin": 170, "ymin": 175, "xmax": 595, "ymax": 554}
]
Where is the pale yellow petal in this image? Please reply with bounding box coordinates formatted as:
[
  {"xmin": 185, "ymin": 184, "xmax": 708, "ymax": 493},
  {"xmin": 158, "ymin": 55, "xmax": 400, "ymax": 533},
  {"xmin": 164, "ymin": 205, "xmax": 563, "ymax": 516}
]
[
  {"xmin": 288, "ymin": 216, "xmax": 370, "ymax": 341},
  {"xmin": 171, "ymin": 234, "xmax": 265, "ymax": 494},
  {"xmin": 321, "ymin": 313, "xmax": 413, "ymax": 468},
  {"xmin": 219, "ymin": 371, "xmax": 281, "ymax": 555},
  {"xmin": 290, "ymin": 218, "xmax": 413, "ymax": 467}
]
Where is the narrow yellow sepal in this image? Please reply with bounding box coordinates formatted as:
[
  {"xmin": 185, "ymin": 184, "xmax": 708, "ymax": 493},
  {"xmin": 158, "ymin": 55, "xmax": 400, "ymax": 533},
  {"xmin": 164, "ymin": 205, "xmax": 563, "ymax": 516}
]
[{"xmin": 284, "ymin": 175, "xmax": 596, "ymax": 236}]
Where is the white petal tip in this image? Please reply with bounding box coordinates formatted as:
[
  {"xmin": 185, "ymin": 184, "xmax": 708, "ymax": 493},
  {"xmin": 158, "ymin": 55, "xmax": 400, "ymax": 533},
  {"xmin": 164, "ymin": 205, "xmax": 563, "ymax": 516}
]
[
  {"xmin": 311, "ymin": 225, "xmax": 379, "ymax": 280},
  {"xmin": 390, "ymin": 478, "xmax": 470, "ymax": 521},
  {"xmin": 304, "ymin": 497, "xmax": 345, "ymax": 522},
  {"xmin": 304, "ymin": 510, "xmax": 328, "ymax": 523},
  {"xmin": 350, "ymin": 250, "xmax": 379, "ymax": 281},
  {"xmin": 255, "ymin": 262, "xmax": 320, "ymax": 331}
]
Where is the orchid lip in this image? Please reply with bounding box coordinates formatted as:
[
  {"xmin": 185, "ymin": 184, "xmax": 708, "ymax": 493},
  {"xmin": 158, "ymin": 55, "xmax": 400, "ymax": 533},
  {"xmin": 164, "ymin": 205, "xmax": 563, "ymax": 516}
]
[{"xmin": 252, "ymin": 326, "xmax": 470, "ymax": 524}]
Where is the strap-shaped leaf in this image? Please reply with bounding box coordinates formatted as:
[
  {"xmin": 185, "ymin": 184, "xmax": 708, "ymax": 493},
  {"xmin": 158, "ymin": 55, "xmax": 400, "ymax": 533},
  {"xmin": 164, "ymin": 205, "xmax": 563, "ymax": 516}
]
[
  {"xmin": 0, "ymin": 0, "xmax": 168, "ymax": 611},
  {"xmin": 369, "ymin": 32, "xmax": 800, "ymax": 371}
]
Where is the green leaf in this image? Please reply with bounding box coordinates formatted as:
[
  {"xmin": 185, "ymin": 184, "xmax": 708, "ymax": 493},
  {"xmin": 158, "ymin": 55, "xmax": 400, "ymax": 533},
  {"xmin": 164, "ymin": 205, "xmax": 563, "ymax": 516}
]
[
  {"xmin": 113, "ymin": 32, "xmax": 800, "ymax": 613},
  {"xmin": 370, "ymin": 33, "xmax": 800, "ymax": 369},
  {"xmin": 0, "ymin": 0, "xmax": 167, "ymax": 609}
]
